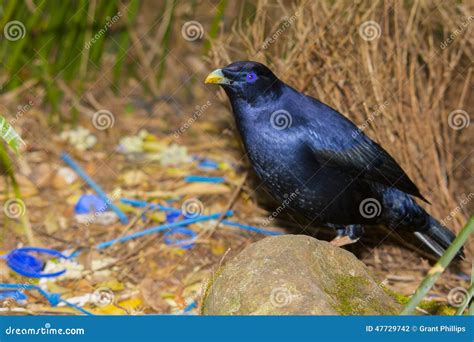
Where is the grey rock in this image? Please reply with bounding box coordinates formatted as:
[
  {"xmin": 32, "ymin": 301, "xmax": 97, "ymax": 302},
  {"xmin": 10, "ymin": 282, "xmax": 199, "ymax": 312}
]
[{"xmin": 202, "ymin": 235, "xmax": 401, "ymax": 315}]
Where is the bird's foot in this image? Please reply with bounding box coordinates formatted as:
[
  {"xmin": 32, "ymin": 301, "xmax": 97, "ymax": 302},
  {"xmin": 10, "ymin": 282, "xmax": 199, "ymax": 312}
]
[
  {"xmin": 330, "ymin": 224, "xmax": 364, "ymax": 247},
  {"xmin": 330, "ymin": 235, "xmax": 358, "ymax": 247}
]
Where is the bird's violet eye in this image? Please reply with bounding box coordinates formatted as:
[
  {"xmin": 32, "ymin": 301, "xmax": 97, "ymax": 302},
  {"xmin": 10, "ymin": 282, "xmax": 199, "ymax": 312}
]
[{"xmin": 246, "ymin": 72, "xmax": 257, "ymax": 83}]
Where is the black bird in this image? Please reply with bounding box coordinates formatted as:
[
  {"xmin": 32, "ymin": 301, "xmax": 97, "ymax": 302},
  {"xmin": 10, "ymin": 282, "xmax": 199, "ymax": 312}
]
[{"xmin": 205, "ymin": 60, "xmax": 462, "ymax": 258}]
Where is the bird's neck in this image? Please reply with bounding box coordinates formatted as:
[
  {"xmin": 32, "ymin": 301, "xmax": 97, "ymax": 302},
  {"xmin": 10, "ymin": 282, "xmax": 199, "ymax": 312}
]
[{"xmin": 226, "ymin": 86, "xmax": 283, "ymax": 118}]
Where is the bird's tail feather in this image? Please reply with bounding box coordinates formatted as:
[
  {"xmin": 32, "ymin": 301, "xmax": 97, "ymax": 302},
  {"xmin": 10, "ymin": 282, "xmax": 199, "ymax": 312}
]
[{"xmin": 414, "ymin": 217, "xmax": 464, "ymax": 259}]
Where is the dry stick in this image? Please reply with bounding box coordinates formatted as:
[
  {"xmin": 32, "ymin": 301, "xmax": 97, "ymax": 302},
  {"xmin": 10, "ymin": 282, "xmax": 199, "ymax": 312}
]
[
  {"xmin": 203, "ymin": 171, "xmax": 249, "ymax": 240},
  {"xmin": 84, "ymin": 92, "xmax": 104, "ymax": 112},
  {"xmin": 0, "ymin": 79, "xmax": 38, "ymax": 102},
  {"xmin": 56, "ymin": 80, "xmax": 95, "ymax": 116},
  {"xmin": 128, "ymin": 28, "xmax": 160, "ymax": 97},
  {"xmin": 108, "ymin": 205, "xmax": 151, "ymax": 251},
  {"xmin": 79, "ymin": 0, "xmax": 97, "ymax": 78},
  {"xmin": 401, "ymin": 216, "xmax": 474, "ymax": 315}
]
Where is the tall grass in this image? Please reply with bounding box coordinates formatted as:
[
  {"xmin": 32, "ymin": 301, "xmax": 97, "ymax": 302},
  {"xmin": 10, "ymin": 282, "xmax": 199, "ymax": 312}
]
[
  {"xmin": 210, "ymin": 0, "xmax": 473, "ymax": 256},
  {"xmin": 0, "ymin": 0, "xmax": 132, "ymax": 120}
]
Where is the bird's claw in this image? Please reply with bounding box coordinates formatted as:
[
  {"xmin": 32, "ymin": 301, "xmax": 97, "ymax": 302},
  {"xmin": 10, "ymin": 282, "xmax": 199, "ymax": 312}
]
[{"xmin": 330, "ymin": 235, "xmax": 360, "ymax": 247}]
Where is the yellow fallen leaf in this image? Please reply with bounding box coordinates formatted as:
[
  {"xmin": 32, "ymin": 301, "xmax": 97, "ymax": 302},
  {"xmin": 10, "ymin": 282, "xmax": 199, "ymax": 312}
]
[
  {"xmin": 119, "ymin": 297, "xmax": 142, "ymax": 311},
  {"xmin": 91, "ymin": 304, "xmax": 125, "ymax": 315},
  {"xmin": 90, "ymin": 298, "xmax": 142, "ymax": 315},
  {"xmin": 211, "ymin": 241, "xmax": 226, "ymax": 256},
  {"xmin": 97, "ymin": 279, "xmax": 125, "ymax": 291},
  {"xmin": 175, "ymin": 183, "xmax": 229, "ymax": 196},
  {"xmin": 149, "ymin": 211, "xmax": 166, "ymax": 223}
]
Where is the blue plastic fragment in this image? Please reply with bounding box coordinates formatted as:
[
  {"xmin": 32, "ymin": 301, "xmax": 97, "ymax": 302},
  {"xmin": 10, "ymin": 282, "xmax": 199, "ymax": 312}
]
[
  {"xmin": 197, "ymin": 159, "xmax": 219, "ymax": 170},
  {"xmin": 61, "ymin": 152, "xmax": 129, "ymax": 224},
  {"xmin": 220, "ymin": 220, "xmax": 283, "ymax": 236},
  {"xmin": 96, "ymin": 211, "xmax": 233, "ymax": 249},
  {"xmin": 75, "ymin": 194, "xmax": 109, "ymax": 214},
  {"xmin": 0, "ymin": 284, "xmax": 93, "ymax": 315},
  {"xmin": 166, "ymin": 210, "xmax": 182, "ymax": 223},
  {"xmin": 4, "ymin": 247, "xmax": 71, "ymax": 278},
  {"xmin": 184, "ymin": 175, "xmax": 225, "ymax": 183},
  {"xmin": 119, "ymin": 199, "xmax": 283, "ymax": 236},
  {"xmin": 164, "ymin": 227, "xmax": 197, "ymax": 249},
  {"xmin": 0, "ymin": 290, "xmax": 27, "ymax": 303},
  {"xmin": 182, "ymin": 299, "xmax": 197, "ymax": 313}
]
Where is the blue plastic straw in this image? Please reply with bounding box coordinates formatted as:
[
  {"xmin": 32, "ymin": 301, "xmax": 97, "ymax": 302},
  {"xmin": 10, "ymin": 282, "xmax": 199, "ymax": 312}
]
[
  {"xmin": 221, "ymin": 220, "xmax": 283, "ymax": 236},
  {"xmin": 197, "ymin": 159, "xmax": 219, "ymax": 170},
  {"xmin": 61, "ymin": 152, "xmax": 128, "ymax": 224},
  {"xmin": 182, "ymin": 299, "xmax": 197, "ymax": 313},
  {"xmin": 0, "ymin": 284, "xmax": 93, "ymax": 315},
  {"xmin": 184, "ymin": 175, "xmax": 225, "ymax": 183},
  {"xmin": 164, "ymin": 227, "xmax": 197, "ymax": 249},
  {"xmin": 120, "ymin": 198, "xmax": 176, "ymax": 212},
  {"xmin": 96, "ymin": 211, "xmax": 233, "ymax": 249},
  {"xmin": 120, "ymin": 198, "xmax": 282, "ymax": 236}
]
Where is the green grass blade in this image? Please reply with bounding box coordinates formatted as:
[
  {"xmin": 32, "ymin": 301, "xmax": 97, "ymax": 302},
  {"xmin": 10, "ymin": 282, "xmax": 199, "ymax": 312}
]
[
  {"xmin": 401, "ymin": 216, "xmax": 474, "ymax": 315},
  {"xmin": 0, "ymin": 115, "xmax": 25, "ymax": 155}
]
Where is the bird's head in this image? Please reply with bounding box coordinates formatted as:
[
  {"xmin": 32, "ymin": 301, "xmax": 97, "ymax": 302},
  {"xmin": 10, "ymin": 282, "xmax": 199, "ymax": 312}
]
[{"xmin": 205, "ymin": 61, "xmax": 281, "ymax": 103}]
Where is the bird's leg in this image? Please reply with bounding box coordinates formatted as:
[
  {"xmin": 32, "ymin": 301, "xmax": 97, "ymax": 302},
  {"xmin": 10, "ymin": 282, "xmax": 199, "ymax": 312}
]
[{"xmin": 330, "ymin": 224, "xmax": 364, "ymax": 247}]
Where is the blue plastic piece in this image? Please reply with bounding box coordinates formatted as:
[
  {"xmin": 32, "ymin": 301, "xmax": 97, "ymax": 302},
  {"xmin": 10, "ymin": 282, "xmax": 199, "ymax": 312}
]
[
  {"xmin": 96, "ymin": 210, "xmax": 233, "ymax": 249},
  {"xmin": 166, "ymin": 210, "xmax": 182, "ymax": 223},
  {"xmin": 184, "ymin": 175, "xmax": 225, "ymax": 183},
  {"xmin": 0, "ymin": 284, "xmax": 93, "ymax": 315},
  {"xmin": 0, "ymin": 290, "xmax": 27, "ymax": 303},
  {"xmin": 182, "ymin": 299, "xmax": 197, "ymax": 313},
  {"xmin": 197, "ymin": 159, "xmax": 219, "ymax": 170},
  {"xmin": 61, "ymin": 152, "xmax": 129, "ymax": 224},
  {"xmin": 5, "ymin": 247, "xmax": 71, "ymax": 278},
  {"xmin": 164, "ymin": 227, "xmax": 197, "ymax": 249},
  {"xmin": 220, "ymin": 220, "xmax": 283, "ymax": 236},
  {"xmin": 75, "ymin": 194, "xmax": 109, "ymax": 214}
]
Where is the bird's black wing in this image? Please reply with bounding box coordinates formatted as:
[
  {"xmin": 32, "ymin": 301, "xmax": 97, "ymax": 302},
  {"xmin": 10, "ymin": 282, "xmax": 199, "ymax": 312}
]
[{"xmin": 302, "ymin": 98, "xmax": 428, "ymax": 202}]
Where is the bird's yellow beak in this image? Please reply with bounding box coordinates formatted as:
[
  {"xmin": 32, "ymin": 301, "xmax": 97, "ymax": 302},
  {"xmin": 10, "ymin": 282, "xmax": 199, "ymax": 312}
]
[{"xmin": 205, "ymin": 69, "xmax": 230, "ymax": 84}]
